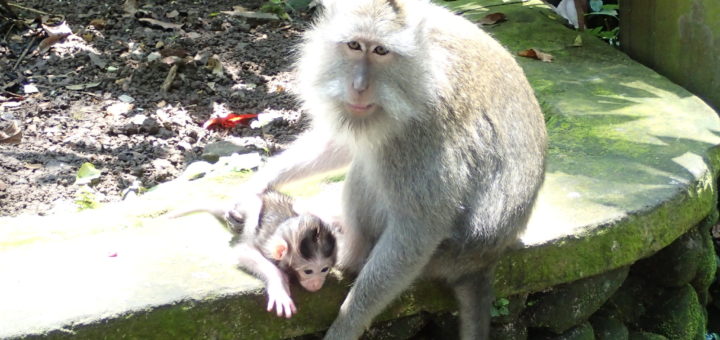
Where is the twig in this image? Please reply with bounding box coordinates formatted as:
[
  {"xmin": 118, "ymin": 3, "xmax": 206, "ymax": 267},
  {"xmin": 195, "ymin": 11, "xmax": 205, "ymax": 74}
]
[
  {"xmin": 3, "ymin": 21, "xmax": 16, "ymax": 42},
  {"xmin": 12, "ymin": 36, "xmax": 36, "ymax": 71},
  {"xmin": 2, "ymin": 90, "xmax": 23, "ymax": 97},
  {"xmin": 160, "ymin": 64, "xmax": 178, "ymax": 93},
  {"xmin": 8, "ymin": 2, "xmax": 50, "ymax": 15}
]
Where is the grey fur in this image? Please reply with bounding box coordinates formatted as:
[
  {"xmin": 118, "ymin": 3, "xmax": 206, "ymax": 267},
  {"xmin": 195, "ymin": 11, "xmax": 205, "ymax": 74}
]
[{"xmin": 240, "ymin": 0, "xmax": 546, "ymax": 337}]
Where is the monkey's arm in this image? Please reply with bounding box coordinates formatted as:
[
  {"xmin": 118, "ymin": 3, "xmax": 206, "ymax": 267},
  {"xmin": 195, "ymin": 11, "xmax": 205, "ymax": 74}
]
[
  {"xmin": 234, "ymin": 244, "xmax": 297, "ymax": 318},
  {"xmin": 250, "ymin": 131, "xmax": 351, "ymax": 192},
  {"xmin": 235, "ymin": 131, "xmax": 351, "ymax": 234},
  {"xmin": 324, "ymin": 216, "xmax": 447, "ymax": 339}
]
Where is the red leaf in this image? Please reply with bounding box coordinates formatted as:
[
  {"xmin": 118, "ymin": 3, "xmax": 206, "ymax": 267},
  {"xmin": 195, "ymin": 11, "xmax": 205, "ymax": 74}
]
[{"xmin": 203, "ymin": 113, "xmax": 259, "ymax": 129}]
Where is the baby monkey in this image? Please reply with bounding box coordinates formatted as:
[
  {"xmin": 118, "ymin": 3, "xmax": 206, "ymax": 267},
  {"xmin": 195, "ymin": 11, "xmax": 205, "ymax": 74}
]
[{"xmin": 227, "ymin": 190, "xmax": 338, "ymax": 318}]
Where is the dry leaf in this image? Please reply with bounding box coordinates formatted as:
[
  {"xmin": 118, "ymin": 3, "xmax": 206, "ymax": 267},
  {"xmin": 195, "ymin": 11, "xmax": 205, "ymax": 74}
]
[
  {"xmin": 42, "ymin": 21, "xmax": 73, "ymax": 36},
  {"xmin": 37, "ymin": 21, "xmax": 73, "ymax": 54},
  {"xmin": 89, "ymin": 18, "xmax": 106, "ymax": 29},
  {"xmin": 160, "ymin": 48, "xmax": 189, "ymax": 58},
  {"xmin": 138, "ymin": 18, "xmax": 183, "ymax": 30},
  {"xmin": 24, "ymin": 163, "xmax": 43, "ymax": 169},
  {"xmin": 518, "ymin": 48, "xmax": 554, "ymax": 62},
  {"xmin": 572, "ymin": 35, "xmax": 583, "ymax": 47},
  {"xmin": 0, "ymin": 121, "xmax": 22, "ymax": 144},
  {"xmin": 206, "ymin": 55, "xmax": 224, "ymax": 76},
  {"xmin": 479, "ymin": 13, "xmax": 506, "ymax": 25},
  {"xmin": 66, "ymin": 82, "xmax": 101, "ymax": 90},
  {"xmin": 81, "ymin": 33, "xmax": 94, "ymax": 42},
  {"xmin": 221, "ymin": 6, "xmax": 279, "ymax": 21},
  {"xmin": 166, "ymin": 10, "xmax": 180, "ymax": 19}
]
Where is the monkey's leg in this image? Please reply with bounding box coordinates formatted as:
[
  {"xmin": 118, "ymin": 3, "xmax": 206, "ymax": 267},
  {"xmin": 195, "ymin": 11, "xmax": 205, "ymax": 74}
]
[
  {"xmin": 323, "ymin": 216, "xmax": 447, "ymax": 339},
  {"xmin": 234, "ymin": 244, "xmax": 296, "ymax": 318},
  {"xmin": 452, "ymin": 270, "xmax": 494, "ymax": 340}
]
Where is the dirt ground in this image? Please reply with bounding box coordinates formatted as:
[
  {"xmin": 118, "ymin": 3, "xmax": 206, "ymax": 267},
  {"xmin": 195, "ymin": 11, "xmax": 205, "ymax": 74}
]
[{"xmin": 0, "ymin": 0, "xmax": 312, "ymax": 217}]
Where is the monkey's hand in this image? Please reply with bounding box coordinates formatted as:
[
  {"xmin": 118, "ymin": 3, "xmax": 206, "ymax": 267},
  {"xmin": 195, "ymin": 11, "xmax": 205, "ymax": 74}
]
[{"xmin": 266, "ymin": 277, "xmax": 297, "ymax": 318}]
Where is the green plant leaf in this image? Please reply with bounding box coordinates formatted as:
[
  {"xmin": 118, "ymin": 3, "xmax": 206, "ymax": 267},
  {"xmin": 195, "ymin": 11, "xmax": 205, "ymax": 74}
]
[
  {"xmin": 589, "ymin": 0, "xmax": 603, "ymax": 12},
  {"xmin": 75, "ymin": 162, "xmax": 102, "ymax": 185},
  {"xmin": 75, "ymin": 186, "xmax": 100, "ymax": 211},
  {"xmin": 286, "ymin": 0, "xmax": 312, "ymax": 11}
]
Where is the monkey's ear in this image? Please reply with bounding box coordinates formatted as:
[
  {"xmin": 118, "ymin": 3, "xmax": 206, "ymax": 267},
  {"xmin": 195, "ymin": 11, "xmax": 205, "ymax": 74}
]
[{"xmin": 271, "ymin": 240, "xmax": 289, "ymax": 261}]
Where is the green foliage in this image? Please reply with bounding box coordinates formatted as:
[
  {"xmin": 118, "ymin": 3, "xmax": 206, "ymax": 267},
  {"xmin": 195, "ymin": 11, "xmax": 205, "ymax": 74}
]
[
  {"xmin": 260, "ymin": 0, "xmax": 290, "ymax": 20},
  {"xmin": 75, "ymin": 162, "xmax": 102, "ymax": 185},
  {"xmin": 490, "ymin": 298, "xmax": 510, "ymax": 317},
  {"xmin": 259, "ymin": 0, "xmax": 312, "ymax": 20},
  {"xmin": 75, "ymin": 186, "xmax": 100, "ymax": 211},
  {"xmin": 585, "ymin": 1, "xmax": 620, "ymax": 46}
]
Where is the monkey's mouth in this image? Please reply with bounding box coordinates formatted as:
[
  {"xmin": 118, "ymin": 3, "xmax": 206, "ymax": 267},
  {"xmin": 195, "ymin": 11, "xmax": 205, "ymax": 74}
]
[{"xmin": 345, "ymin": 103, "xmax": 375, "ymax": 117}]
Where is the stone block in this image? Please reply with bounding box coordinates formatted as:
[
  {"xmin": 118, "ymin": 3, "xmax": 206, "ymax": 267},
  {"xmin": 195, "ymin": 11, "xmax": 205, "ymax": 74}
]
[
  {"xmin": 589, "ymin": 315, "xmax": 628, "ymax": 340},
  {"xmin": 525, "ymin": 267, "xmax": 629, "ymax": 333},
  {"xmin": 640, "ymin": 284, "xmax": 705, "ymax": 340}
]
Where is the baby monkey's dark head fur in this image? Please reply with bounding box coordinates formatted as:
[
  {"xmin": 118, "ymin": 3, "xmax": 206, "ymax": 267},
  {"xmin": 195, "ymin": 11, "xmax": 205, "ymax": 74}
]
[{"xmin": 298, "ymin": 214, "xmax": 337, "ymax": 262}]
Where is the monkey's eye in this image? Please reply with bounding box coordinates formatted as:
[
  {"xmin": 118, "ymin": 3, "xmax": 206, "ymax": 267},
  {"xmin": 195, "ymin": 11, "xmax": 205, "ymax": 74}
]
[
  {"xmin": 304, "ymin": 269, "xmax": 313, "ymax": 275},
  {"xmin": 347, "ymin": 41, "xmax": 361, "ymax": 51},
  {"xmin": 321, "ymin": 267, "xmax": 329, "ymax": 273},
  {"xmin": 373, "ymin": 46, "xmax": 389, "ymax": 55}
]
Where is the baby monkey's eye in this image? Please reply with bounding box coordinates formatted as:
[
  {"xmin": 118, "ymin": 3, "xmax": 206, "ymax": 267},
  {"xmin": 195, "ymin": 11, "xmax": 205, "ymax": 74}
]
[
  {"xmin": 321, "ymin": 267, "xmax": 329, "ymax": 273},
  {"xmin": 304, "ymin": 269, "xmax": 314, "ymax": 275},
  {"xmin": 373, "ymin": 45, "xmax": 389, "ymax": 55},
  {"xmin": 347, "ymin": 41, "xmax": 361, "ymax": 51}
]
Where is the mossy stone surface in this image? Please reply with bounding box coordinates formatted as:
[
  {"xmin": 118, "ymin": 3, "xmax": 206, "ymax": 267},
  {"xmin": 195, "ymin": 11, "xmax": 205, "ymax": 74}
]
[
  {"xmin": 628, "ymin": 332, "xmax": 669, "ymax": 340},
  {"xmin": 640, "ymin": 284, "xmax": 706, "ymax": 340},
  {"xmin": 530, "ymin": 322, "xmax": 595, "ymax": 340},
  {"xmin": 525, "ymin": 267, "xmax": 629, "ymax": 333},
  {"xmin": 490, "ymin": 321, "xmax": 528, "ymax": 340},
  {"xmin": 633, "ymin": 227, "xmax": 705, "ymax": 288},
  {"xmin": 590, "ymin": 315, "xmax": 629, "ymax": 340}
]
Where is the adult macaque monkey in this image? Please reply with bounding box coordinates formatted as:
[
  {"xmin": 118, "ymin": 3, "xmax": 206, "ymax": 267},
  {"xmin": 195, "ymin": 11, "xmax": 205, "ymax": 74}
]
[{"xmin": 235, "ymin": 0, "xmax": 547, "ymax": 338}]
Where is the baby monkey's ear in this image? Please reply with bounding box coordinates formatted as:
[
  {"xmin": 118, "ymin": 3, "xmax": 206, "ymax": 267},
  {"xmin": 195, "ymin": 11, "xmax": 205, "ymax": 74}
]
[{"xmin": 270, "ymin": 239, "xmax": 289, "ymax": 261}]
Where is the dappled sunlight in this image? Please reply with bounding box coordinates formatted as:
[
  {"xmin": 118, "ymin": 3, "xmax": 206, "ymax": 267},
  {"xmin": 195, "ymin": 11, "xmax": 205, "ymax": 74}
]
[
  {"xmin": 594, "ymin": 81, "xmax": 720, "ymax": 147},
  {"xmin": 523, "ymin": 170, "xmax": 678, "ymax": 246}
]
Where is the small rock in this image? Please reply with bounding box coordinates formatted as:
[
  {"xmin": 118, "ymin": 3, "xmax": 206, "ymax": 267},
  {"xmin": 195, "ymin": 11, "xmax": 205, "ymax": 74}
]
[
  {"xmin": 178, "ymin": 141, "xmax": 193, "ymax": 151},
  {"xmin": 23, "ymin": 84, "xmax": 39, "ymax": 94},
  {"xmin": 119, "ymin": 94, "xmax": 135, "ymax": 103},
  {"xmin": 130, "ymin": 114, "xmax": 148, "ymax": 125},
  {"xmin": 147, "ymin": 51, "xmax": 162, "ymax": 62},
  {"xmin": 201, "ymin": 140, "xmax": 250, "ymax": 163}
]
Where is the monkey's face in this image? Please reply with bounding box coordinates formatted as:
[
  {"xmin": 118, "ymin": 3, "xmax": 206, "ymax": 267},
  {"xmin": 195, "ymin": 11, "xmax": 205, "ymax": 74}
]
[
  {"xmin": 297, "ymin": 0, "xmax": 437, "ymax": 140},
  {"xmin": 337, "ymin": 39, "xmax": 394, "ymax": 118},
  {"xmin": 294, "ymin": 258, "xmax": 334, "ymax": 292}
]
